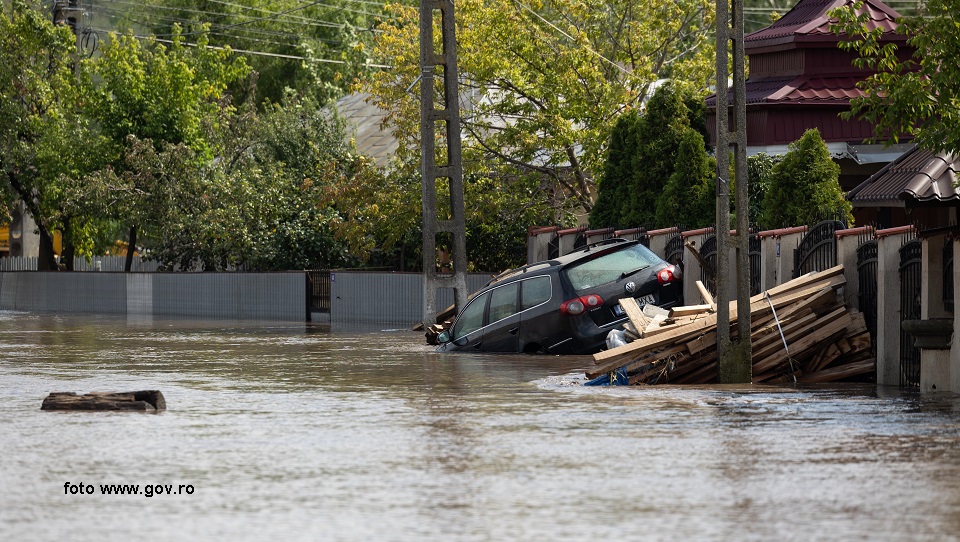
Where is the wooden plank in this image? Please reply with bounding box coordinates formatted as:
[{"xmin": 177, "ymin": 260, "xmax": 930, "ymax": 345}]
[
  {"xmin": 696, "ymin": 280, "xmax": 715, "ymax": 306},
  {"xmin": 797, "ymin": 359, "xmax": 876, "ymax": 383},
  {"xmin": 669, "ymin": 304, "xmax": 715, "ymax": 317},
  {"xmin": 587, "ymin": 343, "xmax": 689, "ymax": 379},
  {"xmin": 752, "ymin": 312, "xmax": 853, "ymax": 374},
  {"xmin": 752, "ymin": 307, "xmax": 845, "ymax": 362},
  {"xmin": 618, "ymin": 296, "xmax": 651, "ymax": 333},
  {"xmin": 593, "ymin": 274, "xmax": 846, "ymax": 365}
]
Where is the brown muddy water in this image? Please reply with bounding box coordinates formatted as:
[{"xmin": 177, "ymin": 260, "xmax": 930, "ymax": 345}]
[{"xmin": 2, "ymin": 312, "xmax": 960, "ymax": 542}]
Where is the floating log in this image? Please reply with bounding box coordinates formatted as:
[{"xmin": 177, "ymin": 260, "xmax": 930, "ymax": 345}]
[{"xmin": 41, "ymin": 391, "xmax": 166, "ymax": 412}]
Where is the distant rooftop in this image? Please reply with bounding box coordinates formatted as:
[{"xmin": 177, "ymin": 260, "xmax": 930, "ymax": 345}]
[
  {"xmin": 335, "ymin": 92, "xmax": 398, "ymax": 169},
  {"xmin": 745, "ymin": 0, "xmax": 905, "ymax": 53},
  {"xmin": 848, "ymin": 146, "xmax": 960, "ymax": 207}
]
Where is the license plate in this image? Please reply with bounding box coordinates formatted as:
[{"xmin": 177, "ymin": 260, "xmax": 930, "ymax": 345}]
[{"xmin": 614, "ymin": 294, "xmax": 656, "ymax": 316}]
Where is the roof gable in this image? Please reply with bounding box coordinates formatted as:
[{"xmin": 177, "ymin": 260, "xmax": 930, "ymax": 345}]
[{"xmin": 745, "ymin": 0, "xmax": 905, "ymax": 53}]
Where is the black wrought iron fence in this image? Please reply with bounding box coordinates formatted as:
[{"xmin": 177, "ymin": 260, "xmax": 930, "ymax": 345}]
[
  {"xmin": 856, "ymin": 238, "xmax": 879, "ymax": 348},
  {"xmin": 899, "ymin": 238, "xmax": 922, "ymax": 387},
  {"xmin": 794, "ymin": 219, "xmax": 845, "ymax": 278},
  {"xmin": 699, "ymin": 234, "xmax": 718, "ymax": 296},
  {"xmin": 944, "ymin": 239, "xmax": 954, "ymax": 313}
]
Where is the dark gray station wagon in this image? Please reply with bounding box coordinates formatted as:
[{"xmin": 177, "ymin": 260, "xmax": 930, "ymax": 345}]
[{"xmin": 437, "ymin": 239, "xmax": 682, "ymax": 355}]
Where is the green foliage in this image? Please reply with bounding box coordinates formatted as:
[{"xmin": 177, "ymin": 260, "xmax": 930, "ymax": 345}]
[
  {"xmin": 0, "ymin": 1, "xmax": 102, "ymax": 268},
  {"xmin": 743, "ymin": 153, "xmax": 780, "ymax": 226},
  {"xmin": 831, "ymin": 0, "xmax": 960, "ymax": 155},
  {"xmin": 760, "ymin": 129, "xmax": 853, "ymax": 229},
  {"xmin": 654, "ymin": 128, "xmax": 715, "ymax": 228},
  {"xmin": 2, "ymin": 2, "xmax": 375, "ymax": 271},
  {"xmin": 115, "ymin": 0, "xmax": 384, "ymax": 107},
  {"xmin": 365, "ymin": 0, "xmax": 716, "ymax": 216},
  {"xmin": 589, "ymin": 111, "xmax": 640, "ymax": 228},
  {"xmin": 591, "ymin": 83, "xmax": 712, "ymax": 229}
]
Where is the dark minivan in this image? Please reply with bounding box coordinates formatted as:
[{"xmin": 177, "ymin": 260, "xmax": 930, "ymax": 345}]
[{"xmin": 436, "ymin": 238, "xmax": 682, "ymax": 355}]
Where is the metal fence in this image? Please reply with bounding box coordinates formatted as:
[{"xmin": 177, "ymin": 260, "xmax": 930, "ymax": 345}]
[
  {"xmin": 899, "ymin": 238, "xmax": 922, "ymax": 387},
  {"xmin": 794, "ymin": 220, "xmax": 845, "ymax": 278},
  {"xmin": 0, "ymin": 256, "xmax": 159, "ymax": 272}
]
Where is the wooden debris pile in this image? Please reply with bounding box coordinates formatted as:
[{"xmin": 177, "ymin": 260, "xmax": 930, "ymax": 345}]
[{"xmin": 585, "ymin": 265, "xmax": 875, "ymax": 385}]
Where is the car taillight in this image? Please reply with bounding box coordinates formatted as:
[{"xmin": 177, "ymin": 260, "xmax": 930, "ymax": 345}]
[
  {"xmin": 657, "ymin": 265, "xmax": 680, "ymax": 285},
  {"xmin": 560, "ymin": 294, "xmax": 604, "ymax": 315}
]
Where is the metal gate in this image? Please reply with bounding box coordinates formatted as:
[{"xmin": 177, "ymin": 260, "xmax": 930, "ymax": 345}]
[
  {"xmin": 307, "ymin": 270, "xmax": 332, "ymax": 313},
  {"xmin": 857, "ymin": 239, "xmax": 879, "ymax": 347},
  {"xmin": 899, "ymin": 239, "xmax": 922, "ymax": 387},
  {"xmin": 699, "ymin": 234, "xmax": 718, "ymax": 296},
  {"xmin": 664, "ymin": 232, "xmax": 684, "ymax": 266},
  {"xmin": 794, "ymin": 220, "xmax": 845, "ymax": 278},
  {"xmin": 944, "ymin": 240, "xmax": 954, "ymax": 312},
  {"xmin": 749, "ymin": 234, "xmax": 761, "ymax": 295}
]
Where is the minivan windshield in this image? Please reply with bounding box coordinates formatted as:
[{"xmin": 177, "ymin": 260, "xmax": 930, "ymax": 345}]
[{"xmin": 563, "ymin": 243, "xmax": 662, "ymax": 291}]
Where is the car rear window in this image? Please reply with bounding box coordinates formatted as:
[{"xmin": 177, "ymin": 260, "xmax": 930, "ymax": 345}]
[{"xmin": 563, "ymin": 243, "xmax": 662, "ymax": 291}]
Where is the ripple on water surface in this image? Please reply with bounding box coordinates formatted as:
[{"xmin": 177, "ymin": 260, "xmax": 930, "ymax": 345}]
[{"xmin": 2, "ymin": 313, "xmax": 960, "ymax": 541}]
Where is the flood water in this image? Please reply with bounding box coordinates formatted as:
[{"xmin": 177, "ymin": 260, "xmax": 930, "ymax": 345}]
[{"xmin": 2, "ymin": 312, "xmax": 960, "ymax": 541}]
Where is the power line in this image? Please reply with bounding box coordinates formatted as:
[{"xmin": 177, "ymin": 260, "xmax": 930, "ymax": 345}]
[{"xmin": 96, "ymin": 29, "xmax": 391, "ymax": 67}]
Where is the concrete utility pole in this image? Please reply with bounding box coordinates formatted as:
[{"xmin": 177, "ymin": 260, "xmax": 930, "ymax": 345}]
[
  {"xmin": 715, "ymin": 0, "xmax": 752, "ymax": 383},
  {"xmin": 419, "ymin": 0, "xmax": 469, "ymax": 330}
]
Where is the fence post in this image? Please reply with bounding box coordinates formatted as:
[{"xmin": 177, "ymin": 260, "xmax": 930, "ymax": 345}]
[
  {"xmin": 527, "ymin": 226, "xmax": 558, "ymax": 264},
  {"xmin": 876, "ymin": 226, "xmax": 914, "ymax": 387},
  {"xmin": 836, "ymin": 226, "xmax": 872, "ymax": 310}
]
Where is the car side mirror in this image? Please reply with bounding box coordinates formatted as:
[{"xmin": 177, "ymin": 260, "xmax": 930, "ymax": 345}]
[{"xmin": 437, "ymin": 331, "xmax": 451, "ymax": 344}]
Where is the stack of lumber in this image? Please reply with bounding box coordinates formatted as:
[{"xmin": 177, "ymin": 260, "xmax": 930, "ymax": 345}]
[{"xmin": 585, "ymin": 265, "xmax": 875, "ymax": 385}]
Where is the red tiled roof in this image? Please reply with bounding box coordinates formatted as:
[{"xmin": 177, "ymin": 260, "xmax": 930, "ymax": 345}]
[
  {"xmin": 848, "ymin": 146, "xmax": 960, "ymax": 206},
  {"xmin": 745, "ymin": 0, "xmax": 905, "ymax": 53},
  {"xmin": 707, "ymin": 74, "xmax": 865, "ymax": 106}
]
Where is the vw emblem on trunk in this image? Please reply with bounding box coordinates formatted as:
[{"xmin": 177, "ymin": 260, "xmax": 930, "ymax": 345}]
[{"xmin": 625, "ymin": 281, "xmax": 637, "ymax": 293}]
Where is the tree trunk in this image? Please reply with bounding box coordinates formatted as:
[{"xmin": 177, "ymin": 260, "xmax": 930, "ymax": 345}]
[
  {"xmin": 125, "ymin": 225, "xmax": 137, "ymax": 272},
  {"xmin": 37, "ymin": 227, "xmax": 59, "ymax": 271},
  {"xmin": 61, "ymin": 218, "xmax": 74, "ymax": 271}
]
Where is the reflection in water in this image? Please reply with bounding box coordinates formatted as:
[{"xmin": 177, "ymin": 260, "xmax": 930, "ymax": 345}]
[{"xmin": 1, "ymin": 312, "xmax": 960, "ymax": 541}]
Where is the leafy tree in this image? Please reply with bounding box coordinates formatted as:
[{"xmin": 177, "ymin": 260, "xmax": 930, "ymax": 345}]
[
  {"xmin": 760, "ymin": 129, "xmax": 853, "ymax": 229},
  {"xmin": 590, "ymin": 83, "xmax": 710, "ymax": 229},
  {"xmin": 654, "ymin": 128, "xmax": 715, "ymax": 228},
  {"xmin": 624, "ymin": 84, "xmax": 702, "ymax": 226},
  {"xmin": 589, "ymin": 110, "xmax": 640, "ymax": 228},
  {"xmin": 744, "ymin": 153, "xmax": 779, "ymax": 227},
  {"xmin": 831, "ymin": 0, "xmax": 960, "ymax": 154},
  {"xmin": 108, "ymin": 0, "xmax": 384, "ymax": 107},
  {"xmin": 364, "ymin": 0, "xmax": 716, "ymax": 217},
  {"xmin": 0, "ymin": 1, "xmax": 110, "ymax": 270}
]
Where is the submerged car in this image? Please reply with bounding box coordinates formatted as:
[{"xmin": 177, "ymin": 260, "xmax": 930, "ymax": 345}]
[{"xmin": 436, "ymin": 238, "xmax": 682, "ymax": 355}]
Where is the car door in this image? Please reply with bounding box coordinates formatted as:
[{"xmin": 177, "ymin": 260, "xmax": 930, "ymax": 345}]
[
  {"xmin": 447, "ymin": 291, "xmax": 489, "ymax": 350},
  {"xmin": 480, "ymin": 282, "xmax": 521, "ymax": 352}
]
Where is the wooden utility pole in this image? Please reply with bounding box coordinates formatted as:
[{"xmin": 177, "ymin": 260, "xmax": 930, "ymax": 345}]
[
  {"xmin": 715, "ymin": 0, "xmax": 752, "ymax": 383},
  {"xmin": 419, "ymin": 0, "xmax": 469, "ymax": 329}
]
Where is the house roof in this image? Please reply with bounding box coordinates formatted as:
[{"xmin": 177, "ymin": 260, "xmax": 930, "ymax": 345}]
[
  {"xmin": 706, "ymin": 73, "xmax": 866, "ymax": 107},
  {"xmin": 335, "ymin": 92, "xmax": 398, "ymax": 169},
  {"xmin": 847, "ymin": 145, "xmax": 960, "ymax": 207},
  {"xmin": 745, "ymin": 0, "xmax": 905, "ymax": 53}
]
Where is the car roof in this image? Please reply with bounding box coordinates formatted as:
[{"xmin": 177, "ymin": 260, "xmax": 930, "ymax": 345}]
[{"xmin": 483, "ymin": 238, "xmax": 644, "ymax": 288}]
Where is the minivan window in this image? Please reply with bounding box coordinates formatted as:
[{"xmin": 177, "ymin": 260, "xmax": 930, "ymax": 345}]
[
  {"xmin": 451, "ymin": 292, "xmax": 487, "ymax": 339},
  {"xmin": 488, "ymin": 283, "xmax": 519, "ymax": 324},
  {"xmin": 564, "ymin": 243, "xmax": 661, "ymax": 291},
  {"xmin": 521, "ymin": 276, "xmax": 551, "ymax": 309}
]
